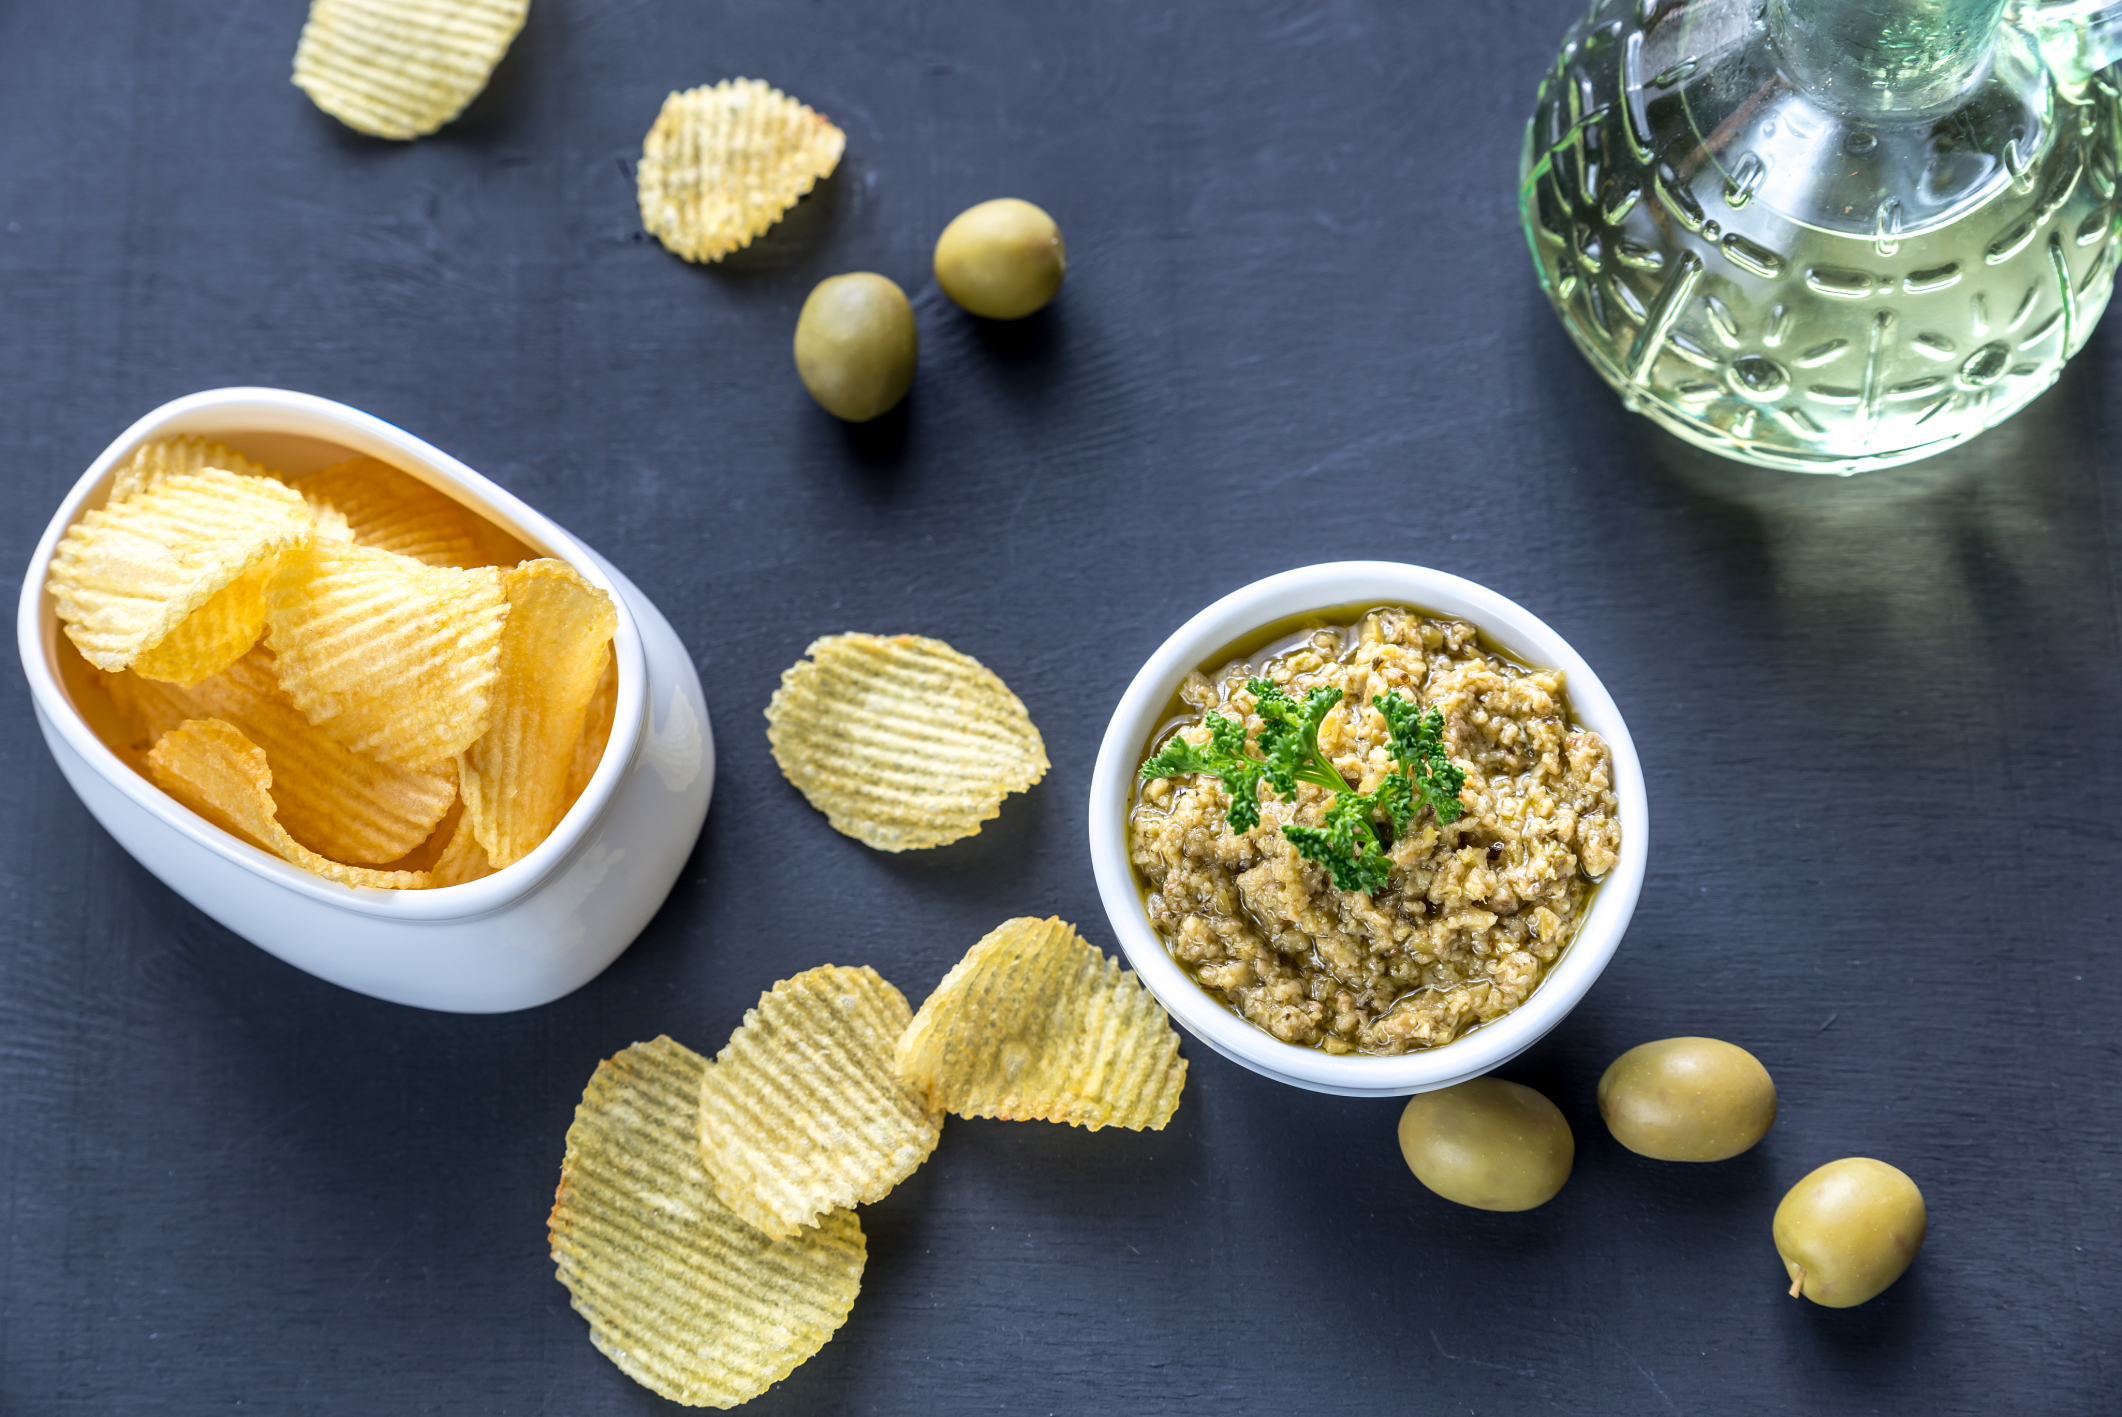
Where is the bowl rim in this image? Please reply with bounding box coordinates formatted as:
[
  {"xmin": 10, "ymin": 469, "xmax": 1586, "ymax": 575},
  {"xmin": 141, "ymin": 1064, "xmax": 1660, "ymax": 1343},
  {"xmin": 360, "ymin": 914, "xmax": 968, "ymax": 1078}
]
[
  {"xmin": 1086, "ymin": 560, "xmax": 1649, "ymax": 1093},
  {"xmin": 15, "ymin": 386, "xmax": 648, "ymax": 922}
]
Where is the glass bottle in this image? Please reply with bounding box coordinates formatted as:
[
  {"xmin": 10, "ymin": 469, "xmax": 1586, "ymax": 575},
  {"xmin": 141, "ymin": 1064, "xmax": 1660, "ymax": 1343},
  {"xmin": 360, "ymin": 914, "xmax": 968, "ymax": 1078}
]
[{"xmin": 1520, "ymin": 0, "xmax": 2122, "ymax": 473}]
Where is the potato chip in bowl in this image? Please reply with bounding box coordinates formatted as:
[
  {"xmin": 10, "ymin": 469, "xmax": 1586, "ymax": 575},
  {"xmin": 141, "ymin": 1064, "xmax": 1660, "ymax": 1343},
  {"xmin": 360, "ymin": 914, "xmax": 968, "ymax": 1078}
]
[{"xmin": 17, "ymin": 389, "xmax": 714, "ymax": 1012}]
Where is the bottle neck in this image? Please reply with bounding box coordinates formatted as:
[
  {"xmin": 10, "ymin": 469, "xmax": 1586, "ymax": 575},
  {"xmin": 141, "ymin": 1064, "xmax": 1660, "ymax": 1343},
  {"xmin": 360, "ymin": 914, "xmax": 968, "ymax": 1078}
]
[{"xmin": 1769, "ymin": 0, "xmax": 2009, "ymax": 116}]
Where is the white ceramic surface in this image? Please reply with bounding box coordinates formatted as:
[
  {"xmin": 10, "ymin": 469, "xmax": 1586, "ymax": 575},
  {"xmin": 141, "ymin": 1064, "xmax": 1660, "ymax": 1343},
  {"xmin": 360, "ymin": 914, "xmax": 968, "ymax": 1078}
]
[
  {"xmin": 1089, "ymin": 562, "xmax": 1648, "ymax": 1097},
  {"xmin": 17, "ymin": 388, "xmax": 714, "ymax": 1013}
]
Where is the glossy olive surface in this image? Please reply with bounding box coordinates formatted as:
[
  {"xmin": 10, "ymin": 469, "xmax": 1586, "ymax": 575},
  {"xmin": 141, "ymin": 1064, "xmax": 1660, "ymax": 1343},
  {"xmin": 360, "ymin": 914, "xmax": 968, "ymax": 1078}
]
[
  {"xmin": 793, "ymin": 272, "xmax": 917, "ymax": 421},
  {"xmin": 1597, "ymin": 1037, "xmax": 1777, "ymax": 1162},
  {"xmin": 1773, "ymin": 1158, "xmax": 1927, "ymax": 1308},
  {"xmin": 933, "ymin": 198, "xmax": 1066, "ymax": 319},
  {"xmin": 1398, "ymin": 1078, "xmax": 1574, "ymax": 1211}
]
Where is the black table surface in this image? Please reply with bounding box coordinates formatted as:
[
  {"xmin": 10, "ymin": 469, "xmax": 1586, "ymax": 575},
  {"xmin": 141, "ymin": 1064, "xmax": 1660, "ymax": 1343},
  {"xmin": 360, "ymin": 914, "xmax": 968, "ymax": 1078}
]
[{"xmin": 4, "ymin": 3, "xmax": 2117, "ymax": 1413}]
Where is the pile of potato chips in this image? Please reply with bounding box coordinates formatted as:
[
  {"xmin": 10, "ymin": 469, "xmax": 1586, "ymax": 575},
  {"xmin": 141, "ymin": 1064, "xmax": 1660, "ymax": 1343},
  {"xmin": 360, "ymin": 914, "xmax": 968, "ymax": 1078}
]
[
  {"xmin": 550, "ymin": 918, "xmax": 1187, "ymax": 1407},
  {"xmin": 48, "ymin": 436, "xmax": 618, "ymax": 890}
]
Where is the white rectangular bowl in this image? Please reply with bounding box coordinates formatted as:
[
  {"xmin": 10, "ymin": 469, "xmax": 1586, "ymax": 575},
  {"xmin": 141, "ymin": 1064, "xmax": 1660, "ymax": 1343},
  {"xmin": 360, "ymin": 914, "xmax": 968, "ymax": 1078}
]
[{"xmin": 16, "ymin": 388, "xmax": 714, "ymax": 1012}]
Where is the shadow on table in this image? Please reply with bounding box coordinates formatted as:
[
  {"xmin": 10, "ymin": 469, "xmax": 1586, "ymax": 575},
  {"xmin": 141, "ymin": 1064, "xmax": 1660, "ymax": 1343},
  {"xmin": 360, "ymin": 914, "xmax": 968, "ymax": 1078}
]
[
  {"xmin": 446, "ymin": 5, "xmax": 539, "ymax": 140},
  {"xmin": 859, "ymin": 775, "xmax": 1050, "ymax": 883},
  {"xmin": 956, "ymin": 300, "xmax": 1066, "ymax": 368},
  {"xmin": 1775, "ymin": 1252, "xmax": 1951, "ymax": 1400},
  {"xmin": 834, "ymin": 392, "xmax": 913, "ymax": 472},
  {"xmin": 813, "ymin": 293, "xmax": 1076, "ymax": 484},
  {"xmin": 706, "ymin": 168, "xmax": 846, "ymax": 281},
  {"xmin": 1628, "ymin": 346, "xmax": 2111, "ymax": 694}
]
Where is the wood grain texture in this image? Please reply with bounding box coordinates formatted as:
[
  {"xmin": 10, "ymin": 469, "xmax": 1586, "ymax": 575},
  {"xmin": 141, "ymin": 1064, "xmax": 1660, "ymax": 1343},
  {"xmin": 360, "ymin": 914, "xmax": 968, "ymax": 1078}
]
[{"xmin": 2, "ymin": 1, "xmax": 2118, "ymax": 1412}]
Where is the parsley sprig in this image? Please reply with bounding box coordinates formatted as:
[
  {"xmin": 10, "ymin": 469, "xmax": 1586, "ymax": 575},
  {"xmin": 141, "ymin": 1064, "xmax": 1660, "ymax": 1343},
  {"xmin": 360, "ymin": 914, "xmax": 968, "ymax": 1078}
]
[{"xmin": 1140, "ymin": 677, "xmax": 1467, "ymax": 895}]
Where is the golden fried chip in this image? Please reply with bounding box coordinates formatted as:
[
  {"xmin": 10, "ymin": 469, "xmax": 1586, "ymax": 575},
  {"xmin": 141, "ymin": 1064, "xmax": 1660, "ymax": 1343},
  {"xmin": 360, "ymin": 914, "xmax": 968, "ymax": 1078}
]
[
  {"xmin": 372, "ymin": 795, "xmax": 459, "ymax": 873},
  {"xmin": 292, "ymin": 0, "xmax": 529, "ymax": 140},
  {"xmin": 265, "ymin": 540, "xmax": 507, "ymax": 767},
  {"xmin": 202, "ymin": 650, "xmax": 456, "ymax": 863},
  {"xmin": 72, "ymin": 655, "xmax": 153, "ymax": 774},
  {"xmin": 550, "ymin": 1037, "xmax": 866, "ymax": 1407},
  {"xmin": 48, "ymin": 470, "xmax": 313, "ymax": 678},
  {"xmin": 111, "ymin": 651, "xmax": 455, "ymax": 864},
  {"xmin": 896, "ymin": 917, "xmax": 1187, "ymax": 1131},
  {"xmin": 106, "ymin": 666, "xmax": 209, "ymax": 749},
  {"xmin": 311, "ymin": 502, "xmax": 353, "ymax": 543},
  {"xmin": 127, "ymin": 557, "xmax": 279, "ymax": 685},
  {"xmin": 427, "ymin": 810, "xmax": 495, "ymax": 886},
  {"xmin": 561, "ymin": 645, "xmax": 618, "ymax": 813},
  {"xmin": 698, "ymin": 966, "xmax": 943, "ymax": 1240},
  {"xmin": 296, "ymin": 456, "xmax": 484, "ymax": 567},
  {"xmin": 469, "ymin": 515, "xmax": 537, "ymax": 570},
  {"xmin": 637, "ymin": 79, "xmax": 845, "ymax": 263},
  {"xmin": 147, "ymin": 719, "xmax": 429, "ymax": 889},
  {"xmin": 458, "ymin": 560, "xmax": 617, "ymax": 867},
  {"xmin": 765, "ymin": 633, "xmax": 1047, "ymax": 851},
  {"xmin": 109, "ymin": 436, "xmax": 281, "ymax": 502},
  {"xmin": 205, "ymin": 652, "xmax": 455, "ymax": 863}
]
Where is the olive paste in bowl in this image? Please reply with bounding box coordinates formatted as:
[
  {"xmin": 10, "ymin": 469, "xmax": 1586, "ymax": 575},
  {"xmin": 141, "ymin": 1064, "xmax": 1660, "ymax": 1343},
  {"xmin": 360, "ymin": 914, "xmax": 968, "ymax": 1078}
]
[{"xmin": 1088, "ymin": 562, "xmax": 1648, "ymax": 1097}]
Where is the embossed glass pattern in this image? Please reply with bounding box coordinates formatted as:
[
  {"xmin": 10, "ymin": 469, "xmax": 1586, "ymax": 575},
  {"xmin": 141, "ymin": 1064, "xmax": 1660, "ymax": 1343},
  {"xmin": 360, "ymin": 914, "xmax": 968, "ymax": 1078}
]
[{"xmin": 1521, "ymin": 0, "xmax": 2122, "ymax": 473}]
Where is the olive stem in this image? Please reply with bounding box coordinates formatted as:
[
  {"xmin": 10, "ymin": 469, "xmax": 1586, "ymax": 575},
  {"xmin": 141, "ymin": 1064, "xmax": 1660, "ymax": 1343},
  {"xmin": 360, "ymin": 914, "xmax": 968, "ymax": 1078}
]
[{"xmin": 1788, "ymin": 1266, "xmax": 1805, "ymax": 1299}]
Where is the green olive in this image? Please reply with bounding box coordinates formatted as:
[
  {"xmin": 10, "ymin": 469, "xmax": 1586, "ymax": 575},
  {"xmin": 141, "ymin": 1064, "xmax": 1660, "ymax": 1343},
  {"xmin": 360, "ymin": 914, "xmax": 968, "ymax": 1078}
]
[
  {"xmin": 933, "ymin": 198, "xmax": 1065, "ymax": 319},
  {"xmin": 793, "ymin": 273, "xmax": 917, "ymax": 421},
  {"xmin": 1597, "ymin": 1037, "xmax": 1776, "ymax": 1162},
  {"xmin": 1773, "ymin": 1158, "xmax": 1927, "ymax": 1307},
  {"xmin": 1398, "ymin": 1078, "xmax": 1573, "ymax": 1211}
]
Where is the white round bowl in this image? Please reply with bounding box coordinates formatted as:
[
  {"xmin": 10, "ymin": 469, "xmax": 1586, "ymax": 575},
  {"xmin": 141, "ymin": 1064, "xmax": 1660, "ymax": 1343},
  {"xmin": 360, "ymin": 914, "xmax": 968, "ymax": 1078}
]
[
  {"xmin": 1088, "ymin": 562, "xmax": 1648, "ymax": 1097},
  {"xmin": 16, "ymin": 388, "xmax": 714, "ymax": 1013}
]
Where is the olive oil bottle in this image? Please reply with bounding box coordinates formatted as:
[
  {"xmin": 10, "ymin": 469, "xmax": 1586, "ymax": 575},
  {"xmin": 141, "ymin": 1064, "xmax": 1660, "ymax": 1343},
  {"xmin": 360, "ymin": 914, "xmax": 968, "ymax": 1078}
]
[{"xmin": 1521, "ymin": 0, "xmax": 2122, "ymax": 473}]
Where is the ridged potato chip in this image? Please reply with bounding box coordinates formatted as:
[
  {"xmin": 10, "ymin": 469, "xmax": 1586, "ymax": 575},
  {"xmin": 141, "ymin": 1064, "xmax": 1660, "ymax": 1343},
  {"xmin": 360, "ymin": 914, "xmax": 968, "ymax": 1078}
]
[
  {"xmin": 428, "ymin": 812, "xmax": 495, "ymax": 886},
  {"xmin": 458, "ymin": 560, "xmax": 617, "ymax": 866},
  {"xmin": 699, "ymin": 966, "xmax": 943, "ymax": 1240},
  {"xmin": 128, "ymin": 558, "xmax": 278, "ymax": 686},
  {"xmin": 562, "ymin": 646, "xmax": 618, "ymax": 813},
  {"xmin": 896, "ymin": 917, "xmax": 1187, "ymax": 1131},
  {"xmin": 371, "ymin": 795, "xmax": 460, "ymax": 874},
  {"xmin": 147, "ymin": 718, "xmax": 429, "ymax": 889},
  {"xmin": 110, "ymin": 436, "xmax": 281, "ymax": 502},
  {"xmin": 104, "ymin": 669, "xmax": 198, "ymax": 749},
  {"xmin": 205, "ymin": 652, "xmax": 456, "ymax": 863},
  {"xmin": 266, "ymin": 541, "xmax": 507, "ymax": 767},
  {"xmin": 550, "ymin": 1037, "xmax": 866, "ymax": 1408},
  {"xmin": 110, "ymin": 650, "xmax": 455, "ymax": 864},
  {"xmin": 48, "ymin": 470, "xmax": 313, "ymax": 679},
  {"xmin": 292, "ymin": 0, "xmax": 530, "ymax": 140},
  {"xmin": 469, "ymin": 514, "xmax": 538, "ymax": 570},
  {"xmin": 765, "ymin": 633, "xmax": 1047, "ymax": 851},
  {"xmin": 297, "ymin": 456, "xmax": 484, "ymax": 567},
  {"xmin": 637, "ymin": 79, "xmax": 845, "ymax": 263}
]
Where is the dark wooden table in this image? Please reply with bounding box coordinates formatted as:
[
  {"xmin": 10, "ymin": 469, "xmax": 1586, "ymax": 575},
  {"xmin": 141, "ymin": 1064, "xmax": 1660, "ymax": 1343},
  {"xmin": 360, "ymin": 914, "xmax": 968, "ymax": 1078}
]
[{"xmin": 4, "ymin": 2, "xmax": 2115, "ymax": 1412}]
